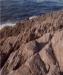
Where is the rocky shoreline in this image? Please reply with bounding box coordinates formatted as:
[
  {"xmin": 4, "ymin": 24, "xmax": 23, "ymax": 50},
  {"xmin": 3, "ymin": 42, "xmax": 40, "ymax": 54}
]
[{"xmin": 0, "ymin": 10, "xmax": 63, "ymax": 75}]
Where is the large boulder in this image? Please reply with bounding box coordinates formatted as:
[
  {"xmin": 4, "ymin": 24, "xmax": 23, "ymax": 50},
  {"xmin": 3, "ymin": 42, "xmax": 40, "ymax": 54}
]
[
  {"xmin": 39, "ymin": 43, "xmax": 60, "ymax": 75},
  {"xmin": 51, "ymin": 30, "xmax": 63, "ymax": 72}
]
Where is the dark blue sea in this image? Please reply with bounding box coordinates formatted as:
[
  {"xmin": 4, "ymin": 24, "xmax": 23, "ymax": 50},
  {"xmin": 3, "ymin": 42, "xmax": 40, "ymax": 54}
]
[{"xmin": 0, "ymin": 0, "xmax": 63, "ymax": 24}]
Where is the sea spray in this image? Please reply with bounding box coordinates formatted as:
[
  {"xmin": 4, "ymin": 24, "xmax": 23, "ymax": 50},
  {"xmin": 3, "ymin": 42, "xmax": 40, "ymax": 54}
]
[{"xmin": 0, "ymin": 23, "xmax": 16, "ymax": 30}]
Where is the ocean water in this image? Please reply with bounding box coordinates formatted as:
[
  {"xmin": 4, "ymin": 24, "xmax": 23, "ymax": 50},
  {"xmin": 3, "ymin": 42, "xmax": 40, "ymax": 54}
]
[{"xmin": 0, "ymin": 0, "xmax": 63, "ymax": 24}]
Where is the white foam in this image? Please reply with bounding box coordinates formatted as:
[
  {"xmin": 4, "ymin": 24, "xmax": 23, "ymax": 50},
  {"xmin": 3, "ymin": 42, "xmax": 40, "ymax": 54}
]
[
  {"xmin": 0, "ymin": 23, "xmax": 16, "ymax": 30},
  {"xmin": 29, "ymin": 16, "xmax": 38, "ymax": 20}
]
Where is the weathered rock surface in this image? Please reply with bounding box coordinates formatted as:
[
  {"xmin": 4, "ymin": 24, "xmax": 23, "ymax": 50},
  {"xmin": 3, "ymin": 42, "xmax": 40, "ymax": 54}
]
[
  {"xmin": 0, "ymin": 11, "xmax": 63, "ymax": 75},
  {"xmin": 51, "ymin": 30, "xmax": 63, "ymax": 72}
]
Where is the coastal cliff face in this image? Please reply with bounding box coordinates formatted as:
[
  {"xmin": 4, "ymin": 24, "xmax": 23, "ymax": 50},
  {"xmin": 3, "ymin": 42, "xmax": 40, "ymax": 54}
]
[{"xmin": 0, "ymin": 11, "xmax": 63, "ymax": 75}]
